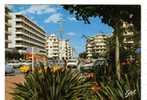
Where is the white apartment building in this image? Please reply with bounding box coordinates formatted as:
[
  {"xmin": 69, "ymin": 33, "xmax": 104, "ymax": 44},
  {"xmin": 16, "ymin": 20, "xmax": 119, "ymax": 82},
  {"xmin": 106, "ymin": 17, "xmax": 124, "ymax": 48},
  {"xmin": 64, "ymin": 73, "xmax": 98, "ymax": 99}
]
[
  {"xmin": 5, "ymin": 7, "xmax": 12, "ymax": 51},
  {"xmin": 86, "ymin": 34, "xmax": 109, "ymax": 58},
  {"xmin": 59, "ymin": 40, "xmax": 67, "ymax": 59},
  {"xmin": 64, "ymin": 41, "xmax": 73, "ymax": 59},
  {"xmin": 8, "ymin": 13, "xmax": 47, "ymax": 55},
  {"xmin": 46, "ymin": 34, "xmax": 73, "ymax": 60},
  {"xmin": 68, "ymin": 46, "xmax": 73, "ymax": 59},
  {"xmin": 46, "ymin": 34, "xmax": 59, "ymax": 59}
]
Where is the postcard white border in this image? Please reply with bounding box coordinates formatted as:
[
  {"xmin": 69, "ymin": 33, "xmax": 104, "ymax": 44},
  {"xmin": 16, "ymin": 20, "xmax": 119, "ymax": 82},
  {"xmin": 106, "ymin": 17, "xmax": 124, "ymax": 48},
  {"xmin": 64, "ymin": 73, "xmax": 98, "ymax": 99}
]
[{"xmin": 0, "ymin": 0, "xmax": 146, "ymax": 100}]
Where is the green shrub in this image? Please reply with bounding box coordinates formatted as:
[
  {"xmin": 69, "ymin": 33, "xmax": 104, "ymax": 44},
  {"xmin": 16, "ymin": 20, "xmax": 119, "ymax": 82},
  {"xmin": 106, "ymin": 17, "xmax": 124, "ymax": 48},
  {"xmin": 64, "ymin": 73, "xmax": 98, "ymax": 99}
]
[
  {"xmin": 97, "ymin": 75, "xmax": 140, "ymax": 100},
  {"xmin": 12, "ymin": 67, "xmax": 93, "ymax": 100}
]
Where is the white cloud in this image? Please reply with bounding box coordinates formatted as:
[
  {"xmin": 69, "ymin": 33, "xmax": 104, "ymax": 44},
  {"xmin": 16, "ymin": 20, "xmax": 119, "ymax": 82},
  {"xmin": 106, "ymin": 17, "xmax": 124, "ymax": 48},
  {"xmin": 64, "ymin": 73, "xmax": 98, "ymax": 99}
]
[
  {"xmin": 20, "ymin": 5, "xmax": 57, "ymax": 15},
  {"xmin": 68, "ymin": 17, "xmax": 78, "ymax": 22},
  {"xmin": 66, "ymin": 32, "xmax": 76, "ymax": 36},
  {"xmin": 45, "ymin": 13, "xmax": 63, "ymax": 23}
]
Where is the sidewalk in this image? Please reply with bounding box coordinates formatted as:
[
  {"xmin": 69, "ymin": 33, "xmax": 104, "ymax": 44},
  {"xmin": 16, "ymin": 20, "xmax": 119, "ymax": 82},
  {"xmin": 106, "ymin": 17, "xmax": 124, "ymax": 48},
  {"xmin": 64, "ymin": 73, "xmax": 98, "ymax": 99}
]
[{"xmin": 5, "ymin": 75, "xmax": 25, "ymax": 100}]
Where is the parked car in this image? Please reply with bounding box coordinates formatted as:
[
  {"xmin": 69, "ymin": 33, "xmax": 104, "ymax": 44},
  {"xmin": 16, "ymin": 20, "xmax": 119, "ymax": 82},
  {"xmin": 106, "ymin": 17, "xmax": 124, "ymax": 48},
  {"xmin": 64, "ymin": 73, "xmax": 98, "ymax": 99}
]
[
  {"xmin": 7, "ymin": 62, "xmax": 21, "ymax": 68},
  {"xmin": 5, "ymin": 64, "xmax": 15, "ymax": 75},
  {"xmin": 67, "ymin": 59, "xmax": 78, "ymax": 69}
]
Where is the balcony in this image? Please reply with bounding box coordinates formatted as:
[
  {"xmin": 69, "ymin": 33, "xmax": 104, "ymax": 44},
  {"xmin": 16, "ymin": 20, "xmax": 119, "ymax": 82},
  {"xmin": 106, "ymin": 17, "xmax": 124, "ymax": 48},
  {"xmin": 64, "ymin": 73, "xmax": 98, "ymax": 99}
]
[
  {"xmin": 15, "ymin": 44, "xmax": 28, "ymax": 48},
  {"xmin": 5, "ymin": 40, "xmax": 11, "ymax": 43},
  {"xmin": 87, "ymin": 48, "xmax": 92, "ymax": 50},
  {"xmin": 16, "ymin": 37, "xmax": 44, "ymax": 48},
  {"xmin": 16, "ymin": 24, "xmax": 23, "ymax": 28},
  {"xmin": 5, "ymin": 31, "xmax": 11, "ymax": 35},
  {"xmin": 16, "ymin": 20, "xmax": 45, "ymax": 39},
  {"xmin": 16, "ymin": 31, "xmax": 45, "ymax": 45},
  {"xmin": 21, "ymin": 19, "xmax": 46, "ymax": 36},
  {"xmin": 5, "ymin": 22, "xmax": 11, "ymax": 27},
  {"xmin": 87, "ymin": 44, "xmax": 92, "ymax": 47},
  {"xmin": 16, "ymin": 24, "xmax": 45, "ymax": 41},
  {"xmin": 95, "ymin": 43, "xmax": 106, "ymax": 46},
  {"xmin": 5, "ymin": 14, "xmax": 11, "ymax": 19},
  {"xmin": 15, "ymin": 18, "xmax": 22, "ymax": 22}
]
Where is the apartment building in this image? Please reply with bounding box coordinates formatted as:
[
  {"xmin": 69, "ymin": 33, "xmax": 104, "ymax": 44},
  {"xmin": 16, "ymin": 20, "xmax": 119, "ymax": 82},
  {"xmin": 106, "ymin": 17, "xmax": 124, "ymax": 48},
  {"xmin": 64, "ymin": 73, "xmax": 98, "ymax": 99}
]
[
  {"xmin": 122, "ymin": 22, "xmax": 135, "ymax": 50},
  {"xmin": 86, "ymin": 34, "xmax": 109, "ymax": 59},
  {"xmin": 46, "ymin": 34, "xmax": 73, "ymax": 60},
  {"xmin": 8, "ymin": 13, "xmax": 47, "ymax": 55},
  {"xmin": 46, "ymin": 34, "xmax": 59, "ymax": 59},
  {"xmin": 5, "ymin": 7, "xmax": 12, "ymax": 51},
  {"xmin": 59, "ymin": 40, "xmax": 67, "ymax": 59},
  {"xmin": 63, "ymin": 41, "xmax": 73, "ymax": 59},
  {"xmin": 68, "ymin": 46, "xmax": 73, "ymax": 59}
]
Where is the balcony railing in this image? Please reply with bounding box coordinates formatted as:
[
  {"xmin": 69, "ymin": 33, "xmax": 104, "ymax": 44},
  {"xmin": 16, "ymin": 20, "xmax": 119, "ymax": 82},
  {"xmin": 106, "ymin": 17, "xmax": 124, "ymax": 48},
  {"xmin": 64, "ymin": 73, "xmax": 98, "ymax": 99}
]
[{"xmin": 16, "ymin": 24, "xmax": 45, "ymax": 41}]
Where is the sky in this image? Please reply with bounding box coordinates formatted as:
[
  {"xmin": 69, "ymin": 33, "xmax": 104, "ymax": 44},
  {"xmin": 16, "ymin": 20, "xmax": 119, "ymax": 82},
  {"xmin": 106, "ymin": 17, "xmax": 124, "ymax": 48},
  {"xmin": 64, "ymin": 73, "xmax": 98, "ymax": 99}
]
[{"xmin": 7, "ymin": 4, "xmax": 113, "ymax": 55}]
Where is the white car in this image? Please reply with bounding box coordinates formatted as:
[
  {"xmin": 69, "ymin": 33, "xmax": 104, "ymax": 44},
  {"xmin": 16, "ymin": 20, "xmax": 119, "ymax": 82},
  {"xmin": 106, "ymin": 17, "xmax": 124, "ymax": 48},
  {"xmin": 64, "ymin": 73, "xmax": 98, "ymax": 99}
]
[{"xmin": 67, "ymin": 59, "xmax": 78, "ymax": 69}]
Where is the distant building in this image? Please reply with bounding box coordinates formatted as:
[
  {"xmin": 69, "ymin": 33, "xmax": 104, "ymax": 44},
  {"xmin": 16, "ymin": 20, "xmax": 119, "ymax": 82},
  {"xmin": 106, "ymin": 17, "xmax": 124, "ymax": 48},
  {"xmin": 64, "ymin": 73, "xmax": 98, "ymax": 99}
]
[
  {"xmin": 86, "ymin": 34, "xmax": 110, "ymax": 59},
  {"xmin": 46, "ymin": 34, "xmax": 59, "ymax": 59},
  {"xmin": 68, "ymin": 46, "xmax": 74, "ymax": 59},
  {"xmin": 8, "ymin": 13, "xmax": 47, "ymax": 55},
  {"xmin": 59, "ymin": 40, "xmax": 67, "ymax": 59},
  {"xmin": 46, "ymin": 34, "xmax": 73, "ymax": 60},
  {"xmin": 63, "ymin": 41, "xmax": 73, "ymax": 59}
]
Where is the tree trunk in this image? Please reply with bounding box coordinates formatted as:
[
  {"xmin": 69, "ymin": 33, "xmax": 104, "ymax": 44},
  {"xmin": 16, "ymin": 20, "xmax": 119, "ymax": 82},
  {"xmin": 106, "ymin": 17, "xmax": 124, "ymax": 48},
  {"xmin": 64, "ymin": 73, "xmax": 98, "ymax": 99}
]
[{"xmin": 115, "ymin": 35, "xmax": 121, "ymax": 80}]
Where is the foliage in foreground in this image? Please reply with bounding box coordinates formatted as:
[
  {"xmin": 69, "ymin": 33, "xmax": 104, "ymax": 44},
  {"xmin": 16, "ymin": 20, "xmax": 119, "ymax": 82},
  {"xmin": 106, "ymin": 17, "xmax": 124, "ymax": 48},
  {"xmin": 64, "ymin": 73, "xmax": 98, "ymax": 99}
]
[
  {"xmin": 96, "ymin": 75, "xmax": 140, "ymax": 100},
  {"xmin": 12, "ymin": 67, "xmax": 93, "ymax": 100},
  {"xmin": 12, "ymin": 66, "xmax": 140, "ymax": 100}
]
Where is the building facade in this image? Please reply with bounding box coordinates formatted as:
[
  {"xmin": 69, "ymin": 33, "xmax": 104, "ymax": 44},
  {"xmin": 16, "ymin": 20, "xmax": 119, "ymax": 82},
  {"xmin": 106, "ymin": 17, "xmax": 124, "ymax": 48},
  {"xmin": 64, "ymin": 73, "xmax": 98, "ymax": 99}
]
[
  {"xmin": 86, "ymin": 34, "xmax": 109, "ymax": 59},
  {"xmin": 122, "ymin": 22, "xmax": 135, "ymax": 50},
  {"xmin": 64, "ymin": 41, "xmax": 73, "ymax": 59},
  {"xmin": 8, "ymin": 13, "xmax": 47, "ymax": 55},
  {"xmin": 46, "ymin": 34, "xmax": 73, "ymax": 60},
  {"xmin": 59, "ymin": 40, "xmax": 67, "ymax": 59},
  {"xmin": 68, "ymin": 46, "xmax": 73, "ymax": 59},
  {"xmin": 5, "ymin": 7, "xmax": 12, "ymax": 51},
  {"xmin": 46, "ymin": 34, "xmax": 59, "ymax": 59}
]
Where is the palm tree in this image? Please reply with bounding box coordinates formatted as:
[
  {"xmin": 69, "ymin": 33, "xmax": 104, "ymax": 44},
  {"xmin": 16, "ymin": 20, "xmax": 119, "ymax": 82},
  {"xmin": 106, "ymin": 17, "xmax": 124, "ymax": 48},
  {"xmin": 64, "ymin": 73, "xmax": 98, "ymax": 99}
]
[{"xmin": 12, "ymin": 67, "xmax": 93, "ymax": 100}]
